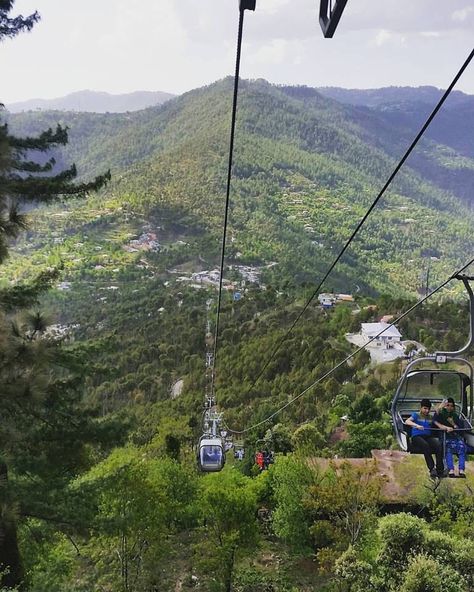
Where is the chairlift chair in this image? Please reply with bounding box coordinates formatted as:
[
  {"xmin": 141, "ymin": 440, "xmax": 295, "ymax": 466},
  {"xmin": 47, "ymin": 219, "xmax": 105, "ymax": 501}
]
[{"xmin": 391, "ymin": 275, "xmax": 474, "ymax": 454}]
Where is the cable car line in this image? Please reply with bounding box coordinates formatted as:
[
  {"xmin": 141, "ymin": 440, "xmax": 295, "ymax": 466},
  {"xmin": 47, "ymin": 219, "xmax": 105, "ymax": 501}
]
[
  {"xmin": 240, "ymin": 47, "xmax": 474, "ymax": 399},
  {"xmin": 197, "ymin": 2, "xmax": 255, "ymax": 472},
  {"xmin": 225, "ymin": 256, "xmax": 474, "ymax": 435},
  {"xmin": 211, "ymin": 2, "xmax": 254, "ymax": 398}
]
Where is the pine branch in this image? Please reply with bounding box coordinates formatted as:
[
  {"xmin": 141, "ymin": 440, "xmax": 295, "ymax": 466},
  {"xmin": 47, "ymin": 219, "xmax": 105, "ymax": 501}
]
[
  {"xmin": 12, "ymin": 156, "xmax": 56, "ymax": 173},
  {"xmin": 3, "ymin": 168, "xmax": 111, "ymax": 201},
  {"xmin": 0, "ymin": 1, "xmax": 39, "ymax": 41},
  {"xmin": 9, "ymin": 124, "xmax": 69, "ymax": 151},
  {"xmin": 0, "ymin": 268, "xmax": 61, "ymax": 311}
]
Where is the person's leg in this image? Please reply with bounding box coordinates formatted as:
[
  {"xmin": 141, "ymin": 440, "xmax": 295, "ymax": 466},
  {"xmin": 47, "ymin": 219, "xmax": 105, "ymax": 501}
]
[
  {"xmin": 445, "ymin": 440, "xmax": 455, "ymax": 474},
  {"xmin": 456, "ymin": 439, "xmax": 466, "ymax": 474},
  {"xmin": 411, "ymin": 436, "xmax": 434, "ymax": 471},
  {"xmin": 427, "ymin": 436, "xmax": 445, "ymax": 474}
]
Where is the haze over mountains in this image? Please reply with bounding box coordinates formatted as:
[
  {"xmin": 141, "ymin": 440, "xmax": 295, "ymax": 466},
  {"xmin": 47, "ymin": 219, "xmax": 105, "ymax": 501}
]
[{"xmin": 6, "ymin": 89, "xmax": 176, "ymax": 113}]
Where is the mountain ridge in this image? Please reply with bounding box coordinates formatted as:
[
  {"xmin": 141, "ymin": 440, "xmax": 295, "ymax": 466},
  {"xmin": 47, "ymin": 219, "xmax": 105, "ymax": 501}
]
[{"xmin": 6, "ymin": 89, "xmax": 176, "ymax": 114}]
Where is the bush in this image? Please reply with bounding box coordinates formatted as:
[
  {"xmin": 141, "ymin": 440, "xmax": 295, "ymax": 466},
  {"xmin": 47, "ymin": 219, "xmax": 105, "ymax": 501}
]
[
  {"xmin": 334, "ymin": 547, "xmax": 374, "ymax": 592},
  {"xmin": 292, "ymin": 423, "xmax": 325, "ymax": 455},
  {"xmin": 339, "ymin": 421, "xmax": 391, "ymax": 457},
  {"xmin": 402, "ymin": 554, "xmax": 465, "ymax": 592},
  {"xmin": 377, "ymin": 513, "xmax": 426, "ymax": 570}
]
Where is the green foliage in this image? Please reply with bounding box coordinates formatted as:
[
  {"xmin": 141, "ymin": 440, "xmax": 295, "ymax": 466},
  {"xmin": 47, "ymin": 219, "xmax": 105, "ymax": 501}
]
[
  {"xmin": 336, "ymin": 512, "xmax": 474, "ymax": 592},
  {"xmin": 0, "ymin": 0, "xmax": 39, "ymax": 40},
  {"xmin": 339, "ymin": 421, "xmax": 391, "ymax": 458},
  {"xmin": 334, "ymin": 547, "xmax": 374, "ymax": 592},
  {"xmin": 350, "ymin": 393, "xmax": 382, "ymax": 423},
  {"xmin": 402, "ymin": 555, "xmax": 465, "ymax": 592},
  {"xmin": 233, "ymin": 567, "xmax": 296, "ymax": 592},
  {"xmin": 72, "ymin": 447, "xmax": 198, "ymax": 590},
  {"xmin": 264, "ymin": 424, "xmax": 293, "ymax": 454},
  {"xmin": 271, "ymin": 456, "xmax": 314, "ymax": 550},
  {"xmin": 195, "ymin": 468, "xmax": 259, "ymax": 592},
  {"xmin": 307, "ymin": 461, "xmax": 383, "ymax": 549},
  {"xmin": 377, "ymin": 513, "xmax": 427, "ymax": 571},
  {"xmin": 292, "ymin": 423, "xmax": 325, "ymax": 455}
]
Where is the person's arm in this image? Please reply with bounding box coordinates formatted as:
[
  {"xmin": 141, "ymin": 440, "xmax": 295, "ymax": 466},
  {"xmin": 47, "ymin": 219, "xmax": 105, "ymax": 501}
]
[
  {"xmin": 434, "ymin": 420, "xmax": 454, "ymax": 432},
  {"xmin": 405, "ymin": 414, "xmax": 424, "ymax": 430}
]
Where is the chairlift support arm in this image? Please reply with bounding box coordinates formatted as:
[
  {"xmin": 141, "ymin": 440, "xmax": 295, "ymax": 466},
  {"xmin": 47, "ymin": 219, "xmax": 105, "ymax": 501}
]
[
  {"xmin": 239, "ymin": 0, "xmax": 256, "ymax": 12},
  {"xmin": 238, "ymin": 1, "xmax": 349, "ymax": 37},
  {"xmin": 319, "ymin": 0, "xmax": 349, "ymax": 37},
  {"xmin": 436, "ymin": 275, "xmax": 474, "ymax": 357}
]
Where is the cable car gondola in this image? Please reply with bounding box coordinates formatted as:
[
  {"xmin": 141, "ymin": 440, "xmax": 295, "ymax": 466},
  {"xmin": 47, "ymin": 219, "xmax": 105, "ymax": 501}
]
[
  {"xmin": 198, "ymin": 435, "xmax": 226, "ymax": 472},
  {"xmin": 391, "ymin": 275, "xmax": 474, "ymax": 455},
  {"xmin": 197, "ymin": 401, "xmax": 228, "ymax": 472}
]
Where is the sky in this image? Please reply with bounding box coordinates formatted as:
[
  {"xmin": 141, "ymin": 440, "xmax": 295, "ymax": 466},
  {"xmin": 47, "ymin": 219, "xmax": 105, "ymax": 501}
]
[{"xmin": 2, "ymin": 0, "xmax": 474, "ymax": 105}]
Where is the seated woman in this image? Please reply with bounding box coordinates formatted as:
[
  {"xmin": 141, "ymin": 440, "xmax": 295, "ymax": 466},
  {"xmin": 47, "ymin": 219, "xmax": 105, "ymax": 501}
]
[
  {"xmin": 405, "ymin": 398, "xmax": 445, "ymax": 478},
  {"xmin": 434, "ymin": 398, "xmax": 467, "ymax": 478}
]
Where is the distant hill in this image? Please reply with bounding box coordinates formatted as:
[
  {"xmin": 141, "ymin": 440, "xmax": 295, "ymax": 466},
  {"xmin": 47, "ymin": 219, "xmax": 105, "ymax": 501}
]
[
  {"xmin": 6, "ymin": 89, "xmax": 176, "ymax": 113},
  {"xmin": 316, "ymin": 86, "xmax": 474, "ymax": 159},
  {"xmin": 316, "ymin": 86, "xmax": 472, "ymax": 109},
  {"xmin": 6, "ymin": 78, "xmax": 474, "ymax": 298}
]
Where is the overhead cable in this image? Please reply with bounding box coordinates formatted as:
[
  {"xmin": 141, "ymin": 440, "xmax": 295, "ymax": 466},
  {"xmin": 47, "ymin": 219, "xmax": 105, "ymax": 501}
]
[{"xmin": 211, "ymin": 5, "xmax": 253, "ymax": 398}]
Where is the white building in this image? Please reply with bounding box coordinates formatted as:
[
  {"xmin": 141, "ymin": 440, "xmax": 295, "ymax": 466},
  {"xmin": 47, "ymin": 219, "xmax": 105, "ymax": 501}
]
[
  {"xmin": 318, "ymin": 293, "xmax": 336, "ymax": 308},
  {"xmin": 361, "ymin": 322, "xmax": 402, "ymax": 348}
]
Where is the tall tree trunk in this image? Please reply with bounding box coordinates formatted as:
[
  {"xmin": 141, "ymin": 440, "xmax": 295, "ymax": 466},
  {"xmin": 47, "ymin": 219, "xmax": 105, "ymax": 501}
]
[
  {"xmin": 223, "ymin": 545, "xmax": 236, "ymax": 592},
  {"xmin": 0, "ymin": 461, "xmax": 24, "ymax": 589}
]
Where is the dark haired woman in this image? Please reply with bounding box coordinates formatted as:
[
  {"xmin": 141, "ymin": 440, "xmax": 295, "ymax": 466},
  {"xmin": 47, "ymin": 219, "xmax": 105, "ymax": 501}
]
[{"xmin": 434, "ymin": 398, "xmax": 467, "ymax": 478}]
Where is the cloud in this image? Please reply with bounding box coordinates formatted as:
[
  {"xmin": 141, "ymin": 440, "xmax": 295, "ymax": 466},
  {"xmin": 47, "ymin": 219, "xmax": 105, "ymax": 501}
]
[
  {"xmin": 344, "ymin": 0, "xmax": 474, "ymax": 33},
  {"xmin": 373, "ymin": 29, "xmax": 392, "ymax": 46},
  {"xmin": 370, "ymin": 29, "xmax": 407, "ymax": 47},
  {"xmin": 259, "ymin": 0, "xmax": 292, "ymax": 16},
  {"xmin": 248, "ymin": 38, "xmax": 291, "ymax": 65},
  {"xmin": 420, "ymin": 31, "xmax": 441, "ymax": 38},
  {"xmin": 452, "ymin": 6, "xmax": 474, "ymax": 22}
]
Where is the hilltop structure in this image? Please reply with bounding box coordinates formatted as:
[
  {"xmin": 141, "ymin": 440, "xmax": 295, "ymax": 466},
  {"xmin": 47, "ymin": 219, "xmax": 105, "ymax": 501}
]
[{"xmin": 346, "ymin": 322, "xmax": 405, "ymax": 363}]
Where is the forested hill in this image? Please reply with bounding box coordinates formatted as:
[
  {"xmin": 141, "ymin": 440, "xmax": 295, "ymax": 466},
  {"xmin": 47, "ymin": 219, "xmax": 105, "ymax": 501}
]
[{"xmin": 6, "ymin": 78, "xmax": 474, "ymax": 296}]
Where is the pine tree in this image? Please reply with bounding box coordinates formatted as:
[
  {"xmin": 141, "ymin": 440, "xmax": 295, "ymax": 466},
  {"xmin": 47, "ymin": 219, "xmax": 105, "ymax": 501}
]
[{"xmin": 0, "ymin": 2, "xmax": 111, "ymax": 586}]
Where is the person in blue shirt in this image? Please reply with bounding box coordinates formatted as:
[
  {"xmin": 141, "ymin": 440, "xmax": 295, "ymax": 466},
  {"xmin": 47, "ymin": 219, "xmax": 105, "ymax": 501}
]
[{"xmin": 405, "ymin": 398, "xmax": 445, "ymax": 478}]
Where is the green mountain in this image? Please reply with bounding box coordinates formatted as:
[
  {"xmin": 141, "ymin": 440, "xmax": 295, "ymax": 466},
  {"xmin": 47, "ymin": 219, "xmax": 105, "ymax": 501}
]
[
  {"xmin": 6, "ymin": 78, "xmax": 474, "ymax": 295},
  {"xmin": 3, "ymin": 78, "xmax": 474, "ymax": 416},
  {"xmin": 318, "ymin": 85, "xmax": 474, "ymax": 161}
]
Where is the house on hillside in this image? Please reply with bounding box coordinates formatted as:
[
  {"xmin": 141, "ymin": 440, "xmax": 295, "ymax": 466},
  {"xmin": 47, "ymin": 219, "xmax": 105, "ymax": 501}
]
[
  {"xmin": 318, "ymin": 293, "xmax": 336, "ymax": 308},
  {"xmin": 318, "ymin": 293, "xmax": 354, "ymax": 309},
  {"xmin": 360, "ymin": 322, "xmax": 402, "ymax": 349},
  {"xmin": 345, "ymin": 321, "xmax": 405, "ymax": 364},
  {"xmin": 338, "ymin": 294, "xmax": 354, "ymax": 302}
]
